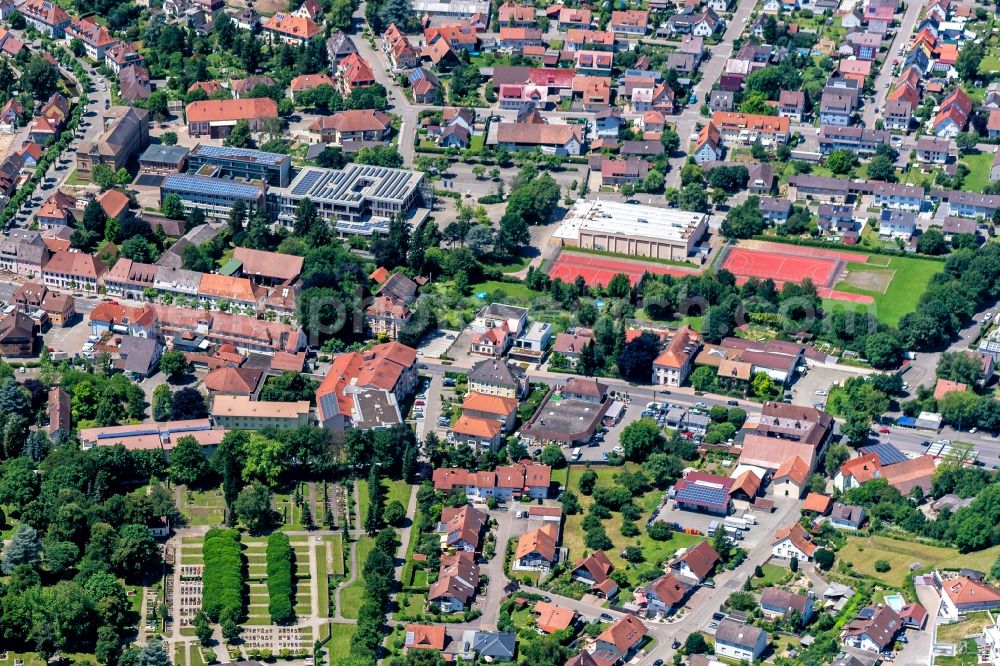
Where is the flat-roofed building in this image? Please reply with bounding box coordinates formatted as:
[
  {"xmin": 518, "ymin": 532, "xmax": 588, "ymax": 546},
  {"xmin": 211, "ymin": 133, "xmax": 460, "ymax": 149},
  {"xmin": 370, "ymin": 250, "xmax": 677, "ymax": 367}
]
[
  {"xmin": 268, "ymin": 164, "xmax": 428, "ymax": 238},
  {"xmin": 552, "ymin": 199, "xmax": 707, "ymax": 261},
  {"xmin": 186, "ymin": 143, "xmax": 292, "ymax": 187},
  {"xmin": 211, "ymin": 395, "xmax": 312, "ymax": 429},
  {"xmin": 161, "ymin": 173, "xmax": 266, "ymax": 221},
  {"xmin": 80, "ymin": 418, "xmax": 226, "ymax": 453},
  {"xmin": 139, "ymin": 144, "xmax": 190, "ymax": 173}
]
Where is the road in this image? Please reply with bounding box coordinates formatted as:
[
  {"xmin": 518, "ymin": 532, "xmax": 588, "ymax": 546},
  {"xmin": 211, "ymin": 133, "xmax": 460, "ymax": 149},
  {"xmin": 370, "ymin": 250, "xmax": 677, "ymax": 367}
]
[
  {"xmin": 863, "ymin": 0, "xmax": 923, "ymax": 128},
  {"xmin": 667, "ymin": 1, "xmax": 758, "ymax": 187},
  {"xmin": 6, "ymin": 34, "xmax": 111, "ymax": 227}
]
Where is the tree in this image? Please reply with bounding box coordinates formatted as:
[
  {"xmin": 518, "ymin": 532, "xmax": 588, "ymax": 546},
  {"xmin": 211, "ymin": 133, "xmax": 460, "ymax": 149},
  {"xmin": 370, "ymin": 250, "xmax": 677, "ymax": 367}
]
[
  {"xmin": 826, "ymin": 149, "xmax": 857, "ymax": 175},
  {"xmin": 814, "ymin": 548, "xmax": 835, "ymax": 570},
  {"xmin": 918, "ymin": 228, "xmax": 948, "ymax": 255},
  {"xmin": 578, "ymin": 468, "xmax": 598, "ymax": 495},
  {"xmin": 677, "ymin": 182, "xmax": 708, "ymax": 212},
  {"xmin": 160, "ymin": 193, "xmax": 185, "ymax": 219},
  {"xmin": 383, "ymin": 499, "xmax": 406, "ymax": 526},
  {"xmin": 690, "ymin": 365, "xmax": 718, "ymax": 392},
  {"xmin": 235, "ymin": 482, "xmax": 276, "ymax": 532},
  {"xmin": 619, "ymin": 418, "xmax": 664, "ymax": 461},
  {"xmin": 171, "ymin": 387, "xmax": 207, "ymax": 420},
  {"xmin": 824, "ymin": 443, "xmax": 851, "ymax": 477},
  {"xmin": 194, "ymin": 611, "xmax": 213, "ymax": 647},
  {"xmin": 2, "ymin": 523, "xmax": 42, "ymax": 573},
  {"xmin": 865, "ymin": 332, "xmax": 902, "ymax": 369},
  {"xmin": 137, "ymin": 639, "xmax": 171, "ymax": 666},
  {"xmin": 541, "ymin": 445, "xmax": 567, "ymax": 469},
  {"xmin": 618, "ymin": 332, "xmax": 661, "ymax": 382},
  {"xmin": 684, "ymin": 633, "xmax": 710, "ymax": 655},
  {"xmin": 789, "ymin": 556, "xmax": 798, "ymax": 572},
  {"xmin": 112, "ymin": 524, "xmax": 160, "ymax": 579},
  {"xmin": 955, "ymin": 41, "xmax": 984, "ymax": 82},
  {"xmin": 938, "ymin": 351, "xmax": 984, "ymax": 386},
  {"xmin": 751, "ymin": 372, "xmax": 777, "ymax": 399},
  {"xmin": 153, "ymin": 384, "xmax": 173, "ymax": 421},
  {"xmin": 355, "ymin": 145, "xmax": 404, "ymax": 168},
  {"xmin": 956, "ymin": 132, "xmax": 979, "ymax": 154},
  {"xmin": 170, "ymin": 435, "xmax": 208, "ymax": 486},
  {"xmin": 159, "ymin": 349, "xmax": 189, "ymax": 380},
  {"xmin": 721, "ymin": 197, "xmax": 766, "ymax": 238},
  {"xmin": 866, "ymin": 155, "xmax": 896, "ymax": 183},
  {"xmin": 874, "ymin": 559, "xmax": 891, "ymax": 572},
  {"xmin": 661, "ymin": 127, "xmax": 680, "ymax": 153},
  {"xmin": 161, "ymin": 131, "xmax": 178, "ymax": 146},
  {"xmin": 243, "ymin": 433, "xmax": 288, "ymax": 487},
  {"xmin": 223, "ymin": 120, "xmax": 254, "ymax": 148}
]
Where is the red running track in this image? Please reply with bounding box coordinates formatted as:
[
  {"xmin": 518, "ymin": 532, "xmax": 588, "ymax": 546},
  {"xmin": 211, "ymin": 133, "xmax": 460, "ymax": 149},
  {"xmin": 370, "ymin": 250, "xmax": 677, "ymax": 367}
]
[
  {"xmin": 548, "ymin": 252, "xmax": 699, "ymax": 287},
  {"xmin": 721, "ymin": 247, "xmax": 840, "ymax": 287}
]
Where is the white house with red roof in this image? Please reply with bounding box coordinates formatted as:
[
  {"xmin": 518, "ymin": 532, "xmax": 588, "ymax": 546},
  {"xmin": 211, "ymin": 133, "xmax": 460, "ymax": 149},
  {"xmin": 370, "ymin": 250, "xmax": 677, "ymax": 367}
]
[{"xmin": 432, "ymin": 462, "xmax": 552, "ymax": 501}]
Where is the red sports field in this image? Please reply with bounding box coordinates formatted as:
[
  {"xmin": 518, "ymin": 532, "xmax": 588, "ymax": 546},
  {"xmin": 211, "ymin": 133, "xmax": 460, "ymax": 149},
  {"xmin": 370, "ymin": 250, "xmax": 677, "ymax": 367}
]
[
  {"xmin": 548, "ymin": 251, "xmax": 699, "ymax": 287},
  {"xmin": 722, "ymin": 244, "xmax": 873, "ymax": 304}
]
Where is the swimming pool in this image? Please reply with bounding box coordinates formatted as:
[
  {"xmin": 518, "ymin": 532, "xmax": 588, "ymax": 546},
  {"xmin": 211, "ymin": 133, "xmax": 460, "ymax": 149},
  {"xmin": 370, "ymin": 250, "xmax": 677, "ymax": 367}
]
[{"xmin": 885, "ymin": 593, "xmax": 905, "ymax": 612}]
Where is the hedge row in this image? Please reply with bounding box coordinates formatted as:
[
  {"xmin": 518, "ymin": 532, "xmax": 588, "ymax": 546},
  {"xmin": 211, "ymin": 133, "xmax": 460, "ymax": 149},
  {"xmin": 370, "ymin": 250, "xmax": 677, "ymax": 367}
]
[
  {"xmin": 266, "ymin": 533, "xmax": 296, "ymax": 624},
  {"xmin": 202, "ymin": 529, "xmax": 245, "ymax": 622}
]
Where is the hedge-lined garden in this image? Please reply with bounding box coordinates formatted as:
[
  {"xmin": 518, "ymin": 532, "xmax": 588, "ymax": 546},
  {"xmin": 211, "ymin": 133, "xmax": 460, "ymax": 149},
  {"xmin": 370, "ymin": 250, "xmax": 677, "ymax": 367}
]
[
  {"xmin": 266, "ymin": 533, "xmax": 296, "ymax": 624},
  {"xmin": 203, "ymin": 529, "xmax": 246, "ymax": 624}
]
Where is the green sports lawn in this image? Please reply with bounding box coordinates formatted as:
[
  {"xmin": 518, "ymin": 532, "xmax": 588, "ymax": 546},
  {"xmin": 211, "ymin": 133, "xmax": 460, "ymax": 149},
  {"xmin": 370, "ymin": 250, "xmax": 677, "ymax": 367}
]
[{"xmin": 831, "ymin": 255, "xmax": 943, "ymax": 326}]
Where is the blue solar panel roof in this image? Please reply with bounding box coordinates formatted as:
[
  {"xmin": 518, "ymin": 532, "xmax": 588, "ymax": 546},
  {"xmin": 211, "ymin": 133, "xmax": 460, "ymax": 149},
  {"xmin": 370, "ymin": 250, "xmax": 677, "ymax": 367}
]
[
  {"xmin": 675, "ymin": 482, "xmax": 728, "ymax": 508},
  {"xmin": 163, "ymin": 173, "xmax": 262, "ymax": 198},
  {"xmin": 191, "ymin": 143, "xmax": 288, "ymax": 166},
  {"xmin": 860, "ymin": 443, "xmax": 907, "ymax": 466}
]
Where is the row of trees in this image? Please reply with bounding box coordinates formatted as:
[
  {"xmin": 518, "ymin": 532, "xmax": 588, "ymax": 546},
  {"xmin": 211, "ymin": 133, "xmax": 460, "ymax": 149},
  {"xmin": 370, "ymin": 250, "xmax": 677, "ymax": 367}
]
[
  {"xmin": 350, "ymin": 529, "xmax": 399, "ymax": 661},
  {"xmin": 266, "ymin": 532, "xmax": 296, "ymax": 624},
  {"xmin": 201, "ymin": 529, "xmax": 245, "ymax": 627}
]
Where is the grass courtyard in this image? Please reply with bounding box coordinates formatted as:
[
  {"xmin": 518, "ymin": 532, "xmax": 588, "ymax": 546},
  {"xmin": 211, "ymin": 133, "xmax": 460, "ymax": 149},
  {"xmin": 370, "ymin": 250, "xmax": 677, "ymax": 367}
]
[
  {"xmin": 357, "ymin": 479, "xmax": 412, "ymax": 525},
  {"xmin": 562, "ymin": 464, "xmax": 704, "ymax": 585},
  {"xmin": 339, "ymin": 536, "xmax": 374, "ymax": 620},
  {"xmin": 838, "ymin": 535, "xmax": 958, "ymax": 587},
  {"xmin": 960, "ymin": 151, "xmax": 995, "ymax": 194},
  {"xmin": 831, "ymin": 254, "xmax": 943, "ymax": 326}
]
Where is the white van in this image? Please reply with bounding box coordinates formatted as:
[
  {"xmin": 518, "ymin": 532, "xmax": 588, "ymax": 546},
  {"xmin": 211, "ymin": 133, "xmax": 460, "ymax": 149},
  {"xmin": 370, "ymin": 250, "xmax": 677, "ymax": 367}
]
[{"xmin": 571, "ymin": 447, "xmax": 582, "ymax": 461}]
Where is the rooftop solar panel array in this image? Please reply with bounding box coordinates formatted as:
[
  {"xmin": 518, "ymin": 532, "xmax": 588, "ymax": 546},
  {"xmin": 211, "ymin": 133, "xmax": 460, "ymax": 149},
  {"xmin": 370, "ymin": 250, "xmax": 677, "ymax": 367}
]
[
  {"xmin": 163, "ymin": 173, "xmax": 262, "ymax": 198},
  {"xmin": 675, "ymin": 481, "xmax": 728, "ymax": 508},
  {"xmin": 859, "ymin": 443, "xmax": 907, "ymax": 466},
  {"xmin": 191, "ymin": 143, "xmax": 288, "ymax": 166},
  {"xmin": 285, "ymin": 164, "xmax": 422, "ymax": 205}
]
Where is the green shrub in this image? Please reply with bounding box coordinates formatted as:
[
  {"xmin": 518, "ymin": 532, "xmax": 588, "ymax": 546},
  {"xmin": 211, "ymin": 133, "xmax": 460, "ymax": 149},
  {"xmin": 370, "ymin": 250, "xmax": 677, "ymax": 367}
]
[
  {"xmin": 266, "ymin": 532, "xmax": 296, "ymax": 624},
  {"xmin": 202, "ymin": 529, "xmax": 245, "ymax": 622}
]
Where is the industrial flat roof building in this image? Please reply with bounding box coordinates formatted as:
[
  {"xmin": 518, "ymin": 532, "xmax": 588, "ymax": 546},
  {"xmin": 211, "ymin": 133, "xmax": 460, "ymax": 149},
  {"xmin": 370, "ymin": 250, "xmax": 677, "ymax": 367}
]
[
  {"xmin": 552, "ymin": 199, "xmax": 708, "ymax": 261},
  {"xmin": 411, "ymin": 0, "xmax": 490, "ymax": 17},
  {"xmin": 268, "ymin": 164, "xmax": 429, "ymax": 237},
  {"xmin": 161, "ymin": 173, "xmax": 266, "ymax": 221},
  {"xmin": 187, "ymin": 143, "xmax": 292, "ymax": 187}
]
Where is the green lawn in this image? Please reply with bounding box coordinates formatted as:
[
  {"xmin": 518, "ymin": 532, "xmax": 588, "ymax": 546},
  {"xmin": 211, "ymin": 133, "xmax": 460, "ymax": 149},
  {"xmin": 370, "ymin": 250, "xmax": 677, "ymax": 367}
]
[
  {"xmin": 181, "ymin": 489, "xmax": 226, "ymax": 525},
  {"xmin": 937, "ymin": 638, "xmax": 981, "ymax": 666},
  {"xmin": 937, "ymin": 614, "xmax": 991, "ymax": 644},
  {"xmin": 562, "ymin": 465, "xmax": 702, "ymax": 584},
  {"xmin": 748, "ymin": 563, "xmax": 789, "ymax": 590},
  {"xmin": 339, "ymin": 537, "xmax": 374, "ymax": 619},
  {"xmin": 838, "ymin": 535, "xmax": 958, "ymax": 587},
  {"xmin": 473, "ymin": 280, "xmax": 544, "ymax": 302},
  {"xmin": 357, "ymin": 480, "xmax": 411, "ymax": 523},
  {"xmin": 326, "ymin": 623, "xmax": 357, "ymax": 660},
  {"xmin": 832, "ymin": 255, "xmax": 943, "ymax": 326},
  {"xmin": 326, "ymin": 534, "xmax": 345, "ymax": 577},
  {"xmin": 961, "ymin": 151, "xmax": 995, "ymax": 194}
]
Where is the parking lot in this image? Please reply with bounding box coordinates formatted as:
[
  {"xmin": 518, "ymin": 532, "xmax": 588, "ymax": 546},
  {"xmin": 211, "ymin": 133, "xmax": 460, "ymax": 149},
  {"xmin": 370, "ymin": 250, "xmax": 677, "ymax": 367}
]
[
  {"xmin": 42, "ymin": 316, "xmax": 93, "ymax": 359},
  {"xmin": 651, "ymin": 492, "xmax": 798, "ymax": 551},
  {"xmin": 415, "ymin": 329, "xmax": 460, "ymax": 360}
]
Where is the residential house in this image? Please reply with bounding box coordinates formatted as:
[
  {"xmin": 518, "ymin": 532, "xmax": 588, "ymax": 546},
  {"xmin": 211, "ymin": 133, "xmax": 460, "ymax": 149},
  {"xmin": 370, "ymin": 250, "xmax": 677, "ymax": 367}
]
[
  {"xmin": 439, "ymin": 505, "xmax": 488, "ymax": 551},
  {"xmin": 118, "ymin": 66, "xmax": 151, "ymax": 102},
  {"xmin": 405, "ymin": 625, "xmax": 447, "ymax": 652},
  {"xmin": 432, "ymin": 462, "xmax": 552, "ymax": 501},
  {"xmin": 309, "ymin": 110, "xmax": 392, "ymax": 145},
  {"xmin": 513, "ymin": 523, "xmax": 559, "ymax": 570},
  {"xmin": 711, "ymin": 112, "xmax": 789, "ymax": 145},
  {"xmin": 105, "ymin": 42, "xmax": 144, "ymax": 74},
  {"xmin": 830, "ymin": 502, "xmax": 866, "ymax": 529},
  {"xmin": 408, "ymin": 68, "xmax": 442, "ymax": 103},
  {"xmin": 428, "ymin": 551, "xmax": 480, "ymax": 612},
  {"xmin": 534, "ymin": 602, "xmax": 575, "ymax": 634},
  {"xmin": 340, "ymin": 53, "xmax": 376, "ymax": 92},
  {"xmin": 939, "ymin": 575, "xmax": 1000, "ymax": 620},
  {"xmin": 669, "ymin": 540, "xmax": 718, "ymax": 585},
  {"xmin": 693, "ymin": 122, "xmax": 721, "ymax": 163},
  {"xmin": 383, "ymin": 24, "xmax": 419, "ymax": 70},
  {"xmin": 572, "ymin": 550, "xmax": 615, "ymax": 592},
  {"xmin": 263, "ymin": 13, "xmax": 321, "ymax": 45},
  {"xmin": 760, "ymin": 197, "xmax": 791, "ymax": 223},
  {"xmin": 772, "ymin": 523, "xmax": 816, "ymax": 561},
  {"xmin": 916, "ymin": 136, "xmax": 951, "ymax": 164},
  {"xmin": 710, "ymin": 90, "xmax": 735, "ymax": 113},
  {"xmin": 932, "ymin": 88, "xmax": 972, "ymax": 138},
  {"xmin": 494, "ymin": 122, "xmax": 583, "ymax": 156},
  {"xmin": 185, "ymin": 98, "xmax": 279, "ymax": 139},
  {"xmin": 66, "ymin": 17, "xmax": 117, "ymax": 60},
  {"xmin": 552, "ymin": 328, "xmax": 595, "ymax": 366},
  {"xmin": 0, "ymin": 230, "xmax": 48, "ymax": 278},
  {"xmin": 609, "ymin": 9, "xmax": 649, "ymax": 35},
  {"xmin": 714, "ymin": 620, "xmax": 768, "ymax": 662},
  {"xmin": 0, "ymin": 312, "xmax": 36, "ymax": 356},
  {"xmin": 778, "ymin": 90, "xmax": 805, "ymax": 122},
  {"xmin": 20, "ymin": 0, "xmax": 70, "ymax": 37},
  {"xmin": 820, "ymin": 91, "xmax": 854, "ymax": 126},
  {"xmin": 43, "ymin": 250, "xmax": 107, "ymax": 292},
  {"xmin": 467, "ymin": 357, "xmax": 527, "ymax": 399},
  {"xmin": 115, "ymin": 335, "xmax": 163, "ymax": 379},
  {"xmin": 772, "ymin": 456, "xmax": 809, "ymax": 498},
  {"xmin": 760, "ymin": 588, "xmax": 814, "ymax": 624},
  {"xmin": 652, "ymin": 325, "xmax": 701, "ymax": 387},
  {"xmin": 645, "ymin": 573, "xmax": 688, "ymax": 616},
  {"xmin": 327, "ymin": 31, "xmax": 358, "ymax": 67},
  {"xmin": 592, "ymin": 615, "xmax": 647, "ymax": 665},
  {"xmin": 842, "ymin": 605, "xmax": 902, "ymax": 652}
]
